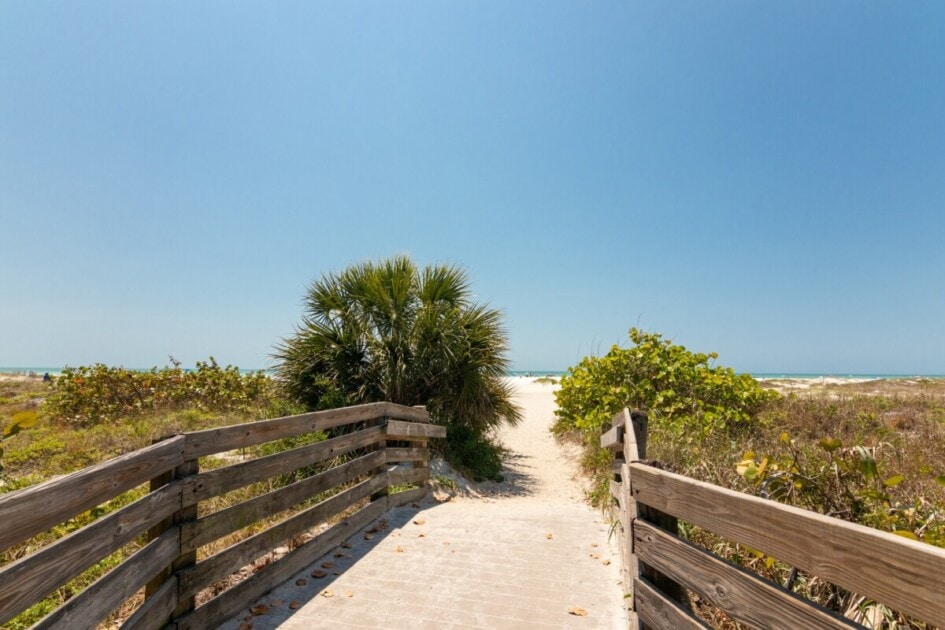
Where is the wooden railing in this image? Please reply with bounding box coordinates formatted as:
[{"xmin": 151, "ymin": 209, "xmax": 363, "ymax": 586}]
[
  {"xmin": 602, "ymin": 408, "xmax": 945, "ymax": 629},
  {"xmin": 0, "ymin": 402, "xmax": 445, "ymax": 629}
]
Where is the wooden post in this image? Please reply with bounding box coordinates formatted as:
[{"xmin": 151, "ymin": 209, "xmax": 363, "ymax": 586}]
[
  {"xmin": 625, "ymin": 410, "xmax": 688, "ymax": 627},
  {"xmin": 145, "ymin": 437, "xmax": 177, "ymax": 600},
  {"xmin": 170, "ymin": 457, "xmax": 199, "ymax": 619}
]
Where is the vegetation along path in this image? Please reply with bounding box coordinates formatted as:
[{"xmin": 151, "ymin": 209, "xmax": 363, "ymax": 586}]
[{"xmin": 222, "ymin": 379, "xmax": 627, "ymax": 629}]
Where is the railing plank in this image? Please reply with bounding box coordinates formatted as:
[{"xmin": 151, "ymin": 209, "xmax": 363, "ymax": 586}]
[
  {"xmin": 32, "ymin": 527, "xmax": 179, "ymax": 630},
  {"xmin": 0, "ymin": 480, "xmax": 181, "ymax": 626},
  {"xmin": 634, "ymin": 520, "xmax": 857, "ymax": 629},
  {"xmin": 634, "ymin": 577, "xmax": 710, "ymax": 630},
  {"xmin": 385, "ymin": 419, "xmax": 446, "ymax": 439},
  {"xmin": 388, "ymin": 467, "xmax": 429, "ymax": 486},
  {"xmin": 181, "ymin": 450, "xmax": 385, "ymax": 552},
  {"xmin": 0, "ymin": 435, "xmax": 184, "ymax": 552},
  {"xmin": 177, "ymin": 474, "xmax": 387, "ymax": 601},
  {"xmin": 383, "ymin": 402, "xmax": 431, "ymax": 423},
  {"xmin": 630, "ymin": 462, "xmax": 945, "ymax": 627},
  {"xmin": 385, "ymin": 446, "xmax": 430, "ymax": 462},
  {"xmin": 183, "ymin": 402, "xmax": 388, "ymax": 459},
  {"xmin": 389, "ymin": 485, "xmax": 428, "ymax": 508},
  {"xmin": 192, "ymin": 425, "xmax": 385, "ymax": 502},
  {"xmin": 176, "ymin": 498, "xmax": 389, "ymax": 630},
  {"xmin": 601, "ymin": 424, "xmax": 623, "ymax": 451},
  {"xmin": 120, "ymin": 575, "xmax": 177, "ymax": 630}
]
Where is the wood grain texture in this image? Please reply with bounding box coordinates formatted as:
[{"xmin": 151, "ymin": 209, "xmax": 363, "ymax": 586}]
[
  {"xmin": 0, "ymin": 435, "xmax": 184, "ymax": 552},
  {"xmin": 120, "ymin": 575, "xmax": 177, "ymax": 630},
  {"xmin": 192, "ymin": 425, "xmax": 385, "ymax": 502},
  {"xmin": 183, "ymin": 403, "xmax": 388, "ymax": 459},
  {"xmin": 385, "ymin": 447, "xmax": 429, "ymax": 462},
  {"xmin": 176, "ymin": 498, "xmax": 389, "ymax": 630},
  {"xmin": 634, "ymin": 520, "xmax": 857, "ymax": 629},
  {"xmin": 0, "ymin": 480, "xmax": 181, "ymax": 626},
  {"xmin": 388, "ymin": 486, "xmax": 428, "ymax": 508},
  {"xmin": 635, "ymin": 577, "xmax": 709, "ymax": 630},
  {"xmin": 32, "ymin": 527, "xmax": 179, "ymax": 630},
  {"xmin": 383, "ymin": 403, "xmax": 431, "ymax": 423},
  {"xmin": 178, "ymin": 474, "xmax": 387, "ymax": 600},
  {"xmin": 630, "ymin": 462, "xmax": 945, "ymax": 627},
  {"xmin": 601, "ymin": 424, "xmax": 623, "ymax": 452},
  {"xmin": 388, "ymin": 467, "xmax": 429, "ymax": 486},
  {"xmin": 181, "ymin": 450, "xmax": 385, "ymax": 553},
  {"xmin": 385, "ymin": 419, "xmax": 446, "ymax": 439}
]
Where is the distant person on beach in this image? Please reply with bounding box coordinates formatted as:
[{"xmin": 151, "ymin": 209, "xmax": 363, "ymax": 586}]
[{"xmin": 43, "ymin": 372, "xmax": 51, "ymax": 382}]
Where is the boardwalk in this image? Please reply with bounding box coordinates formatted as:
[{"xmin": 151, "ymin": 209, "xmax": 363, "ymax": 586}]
[{"xmin": 223, "ymin": 379, "xmax": 627, "ymax": 629}]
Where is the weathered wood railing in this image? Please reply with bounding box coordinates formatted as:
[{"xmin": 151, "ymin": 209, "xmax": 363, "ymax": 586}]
[
  {"xmin": 0, "ymin": 402, "xmax": 445, "ymax": 629},
  {"xmin": 602, "ymin": 408, "xmax": 945, "ymax": 629}
]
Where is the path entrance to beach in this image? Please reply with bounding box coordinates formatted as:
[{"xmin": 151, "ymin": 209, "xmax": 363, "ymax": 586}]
[{"xmin": 223, "ymin": 379, "xmax": 628, "ymax": 629}]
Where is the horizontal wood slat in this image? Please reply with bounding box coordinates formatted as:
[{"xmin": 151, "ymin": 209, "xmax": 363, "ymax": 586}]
[
  {"xmin": 0, "ymin": 435, "xmax": 184, "ymax": 552},
  {"xmin": 601, "ymin": 424, "xmax": 623, "ymax": 451},
  {"xmin": 385, "ymin": 447, "xmax": 430, "ymax": 462},
  {"xmin": 177, "ymin": 498, "xmax": 389, "ymax": 630},
  {"xmin": 33, "ymin": 527, "xmax": 180, "ymax": 630},
  {"xmin": 383, "ymin": 403, "xmax": 431, "ymax": 423},
  {"xmin": 634, "ymin": 577, "xmax": 709, "ymax": 630},
  {"xmin": 388, "ymin": 486, "xmax": 428, "ymax": 508},
  {"xmin": 182, "ymin": 450, "xmax": 385, "ymax": 553},
  {"xmin": 192, "ymin": 425, "xmax": 385, "ymax": 502},
  {"xmin": 634, "ymin": 520, "xmax": 857, "ymax": 629},
  {"xmin": 630, "ymin": 463, "xmax": 945, "ymax": 627},
  {"xmin": 120, "ymin": 575, "xmax": 177, "ymax": 630},
  {"xmin": 385, "ymin": 419, "xmax": 446, "ymax": 439},
  {"xmin": 178, "ymin": 474, "xmax": 387, "ymax": 601},
  {"xmin": 184, "ymin": 403, "xmax": 388, "ymax": 459},
  {"xmin": 0, "ymin": 479, "xmax": 182, "ymax": 626},
  {"xmin": 388, "ymin": 467, "xmax": 429, "ymax": 486}
]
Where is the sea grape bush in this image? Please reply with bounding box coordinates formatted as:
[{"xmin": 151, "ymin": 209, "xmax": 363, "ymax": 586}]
[
  {"xmin": 43, "ymin": 359, "xmax": 277, "ymax": 425},
  {"xmin": 555, "ymin": 328, "xmax": 777, "ymax": 439}
]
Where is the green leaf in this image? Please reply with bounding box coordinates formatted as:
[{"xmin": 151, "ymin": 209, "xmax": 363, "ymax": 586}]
[
  {"xmin": 935, "ymin": 475, "xmax": 945, "ymax": 487},
  {"xmin": 883, "ymin": 475, "xmax": 904, "ymax": 487},
  {"xmin": 818, "ymin": 437, "xmax": 842, "ymax": 452},
  {"xmin": 854, "ymin": 446, "xmax": 877, "ymax": 479}
]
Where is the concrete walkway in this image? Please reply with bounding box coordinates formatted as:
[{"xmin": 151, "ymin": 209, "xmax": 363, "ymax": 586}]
[{"xmin": 222, "ymin": 379, "xmax": 628, "ymax": 629}]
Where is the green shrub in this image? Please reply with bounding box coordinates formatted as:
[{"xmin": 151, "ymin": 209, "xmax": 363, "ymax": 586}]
[{"xmin": 444, "ymin": 424, "xmax": 504, "ymax": 482}]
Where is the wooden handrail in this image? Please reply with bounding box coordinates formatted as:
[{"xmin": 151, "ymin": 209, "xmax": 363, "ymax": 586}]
[
  {"xmin": 603, "ymin": 409, "xmax": 945, "ymax": 629},
  {"xmin": 0, "ymin": 402, "xmax": 445, "ymax": 629}
]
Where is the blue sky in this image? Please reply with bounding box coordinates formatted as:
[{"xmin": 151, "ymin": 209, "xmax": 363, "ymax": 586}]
[{"xmin": 2, "ymin": 2, "xmax": 944, "ymax": 374}]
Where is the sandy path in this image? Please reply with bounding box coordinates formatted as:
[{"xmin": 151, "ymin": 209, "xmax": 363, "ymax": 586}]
[{"xmin": 223, "ymin": 378, "xmax": 627, "ymax": 629}]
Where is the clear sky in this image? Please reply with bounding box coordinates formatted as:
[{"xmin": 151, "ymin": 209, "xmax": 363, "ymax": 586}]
[{"xmin": 2, "ymin": 2, "xmax": 944, "ymax": 374}]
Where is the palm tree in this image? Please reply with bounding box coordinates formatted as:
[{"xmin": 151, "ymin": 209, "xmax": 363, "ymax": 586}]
[{"xmin": 274, "ymin": 256, "xmax": 521, "ymax": 435}]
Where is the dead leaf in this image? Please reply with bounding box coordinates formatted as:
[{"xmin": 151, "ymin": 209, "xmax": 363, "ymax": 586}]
[
  {"xmin": 321, "ymin": 562, "xmax": 334, "ymax": 569},
  {"xmin": 413, "ymin": 518, "xmax": 426, "ymax": 525},
  {"xmin": 546, "ymin": 533, "xmax": 554, "ymax": 540},
  {"xmin": 289, "ymin": 601, "xmax": 302, "ymax": 610},
  {"xmin": 395, "ymin": 546, "xmax": 404, "ymax": 553},
  {"xmin": 344, "ymin": 590, "xmax": 354, "ymax": 598},
  {"xmin": 364, "ymin": 533, "xmax": 375, "ymax": 540},
  {"xmin": 321, "ymin": 589, "xmax": 334, "ymax": 598},
  {"xmin": 418, "ymin": 533, "xmax": 426, "ymax": 538},
  {"xmin": 568, "ymin": 607, "xmax": 588, "ymax": 617},
  {"xmin": 334, "ymin": 551, "xmax": 345, "ymax": 558},
  {"xmin": 238, "ymin": 624, "xmax": 253, "ymax": 630},
  {"xmin": 341, "ymin": 542, "xmax": 353, "ymax": 549},
  {"xmin": 250, "ymin": 604, "xmax": 269, "ymax": 615},
  {"xmin": 602, "ymin": 559, "xmax": 611, "ymax": 566},
  {"xmin": 270, "ymin": 599, "xmax": 283, "ymax": 607},
  {"xmin": 590, "ymin": 553, "xmax": 600, "ymax": 559},
  {"xmin": 591, "ymin": 543, "xmax": 598, "ymax": 548},
  {"xmin": 311, "ymin": 569, "xmax": 327, "ymax": 578},
  {"xmin": 296, "ymin": 578, "xmax": 308, "ymax": 586}
]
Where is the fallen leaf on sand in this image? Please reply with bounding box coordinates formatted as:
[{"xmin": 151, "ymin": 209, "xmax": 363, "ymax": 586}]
[
  {"xmin": 344, "ymin": 590, "xmax": 354, "ymax": 598},
  {"xmin": 591, "ymin": 543, "xmax": 598, "ymax": 548},
  {"xmin": 413, "ymin": 518, "xmax": 426, "ymax": 525},
  {"xmin": 395, "ymin": 546, "xmax": 404, "ymax": 553},
  {"xmin": 568, "ymin": 607, "xmax": 588, "ymax": 617},
  {"xmin": 341, "ymin": 542, "xmax": 353, "ymax": 549},
  {"xmin": 321, "ymin": 562, "xmax": 334, "ymax": 569},
  {"xmin": 321, "ymin": 589, "xmax": 334, "ymax": 598},
  {"xmin": 334, "ymin": 551, "xmax": 345, "ymax": 558},
  {"xmin": 602, "ymin": 559, "xmax": 611, "ymax": 566},
  {"xmin": 311, "ymin": 569, "xmax": 327, "ymax": 578},
  {"xmin": 296, "ymin": 578, "xmax": 308, "ymax": 586},
  {"xmin": 364, "ymin": 533, "xmax": 375, "ymax": 541},
  {"xmin": 270, "ymin": 599, "xmax": 283, "ymax": 607},
  {"xmin": 289, "ymin": 601, "xmax": 302, "ymax": 610},
  {"xmin": 250, "ymin": 604, "xmax": 269, "ymax": 615},
  {"xmin": 418, "ymin": 533, "xmax": 426, "ymax": 538},
  {"xmin": 590, "ymin": 553, "xmax": 600, "ymax": 559},
  {"xmin": 546, "ymin": 533, "xmax": 554, "ymax": 540}
]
